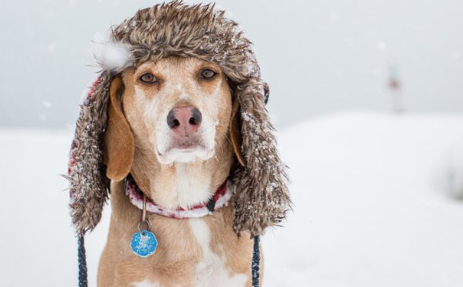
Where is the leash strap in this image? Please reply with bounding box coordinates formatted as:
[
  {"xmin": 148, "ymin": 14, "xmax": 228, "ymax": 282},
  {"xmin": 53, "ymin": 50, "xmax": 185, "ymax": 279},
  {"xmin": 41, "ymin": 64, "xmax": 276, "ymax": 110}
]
[
  {"xmin": 77, "ymin": 236, "xmax": 88, "ymax": 287},
  {"xmin": 252, "ymin": 236, "xmax": 261, "ymax": 287}
]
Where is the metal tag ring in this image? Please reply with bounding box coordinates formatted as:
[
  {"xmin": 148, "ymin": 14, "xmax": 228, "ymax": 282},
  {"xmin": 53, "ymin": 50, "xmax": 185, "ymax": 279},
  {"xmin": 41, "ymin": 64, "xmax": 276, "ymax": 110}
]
[{"xmin": 137, "ymin": 219, "xmax": 151, "ymax": 235}]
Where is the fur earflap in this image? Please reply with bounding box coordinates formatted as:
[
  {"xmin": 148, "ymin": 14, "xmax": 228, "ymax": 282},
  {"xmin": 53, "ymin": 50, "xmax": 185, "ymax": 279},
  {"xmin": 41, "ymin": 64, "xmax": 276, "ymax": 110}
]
[
  {"xmin": 68, "ymin": 73, "xmax": 111, "ymax": 236},
  {"xmin": 68, "ymin": 0, "xmax": 290, "ymax": 237},
  {"xmin": 232, "ymin": 80, "xmax": 290, "ymax": 237}
]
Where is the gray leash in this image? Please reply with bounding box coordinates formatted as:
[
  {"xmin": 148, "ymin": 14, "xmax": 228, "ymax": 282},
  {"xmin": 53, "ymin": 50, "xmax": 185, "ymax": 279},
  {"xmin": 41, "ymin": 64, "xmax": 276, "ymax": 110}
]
[
  {"xmin": 77, "ymin": 236, "xmax": 88, "ymax": 287},
  {"xmin": 252, "ymin": 236, "xmax": 261, "ymax": 287}
]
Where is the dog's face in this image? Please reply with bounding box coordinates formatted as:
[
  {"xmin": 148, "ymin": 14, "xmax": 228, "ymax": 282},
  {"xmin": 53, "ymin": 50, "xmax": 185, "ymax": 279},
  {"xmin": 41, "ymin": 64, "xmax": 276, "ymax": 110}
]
[{"xmin": 121, "ymin": 57, "xmax": 233, "ymax": 165}]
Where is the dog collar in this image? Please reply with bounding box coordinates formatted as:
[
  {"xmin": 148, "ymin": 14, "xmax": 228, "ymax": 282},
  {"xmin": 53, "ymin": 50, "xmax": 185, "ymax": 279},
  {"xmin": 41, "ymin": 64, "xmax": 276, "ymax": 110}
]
[{"xmin": 125, "ymin": 176, "xmax": 233, "ymax": 219}]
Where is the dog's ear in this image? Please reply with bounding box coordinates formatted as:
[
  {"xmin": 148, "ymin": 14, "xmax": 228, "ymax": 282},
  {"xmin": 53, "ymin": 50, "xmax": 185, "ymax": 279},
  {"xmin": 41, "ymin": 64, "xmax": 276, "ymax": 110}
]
[
  {"xmin": 229, "ymin": 82, "xmax": 271, "ymax": 167},
  {"xmin": 229, "ymin": 98, "xmax": 245, "ymax": 167},
  {"xmin": 231, "ymin": 80, "xmax": 291, "ymax": 238},
  {"xmin": 104, "ymin": 76, "xmax": 134, "ymax": 181}
]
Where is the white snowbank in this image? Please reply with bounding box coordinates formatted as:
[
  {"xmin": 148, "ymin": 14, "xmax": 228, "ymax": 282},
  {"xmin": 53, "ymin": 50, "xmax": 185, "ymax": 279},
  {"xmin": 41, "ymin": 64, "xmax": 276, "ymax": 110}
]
[
  {"xmin": 264, "ymin": 112, "xmax": 463, "ymax": 287},
  {"xmin": 0, "ymin": 128, "xmax": 109, "ymax": 286},
  {"xmin": 1, "ymin": 112, "xmax": 463, "ymax": 286}
]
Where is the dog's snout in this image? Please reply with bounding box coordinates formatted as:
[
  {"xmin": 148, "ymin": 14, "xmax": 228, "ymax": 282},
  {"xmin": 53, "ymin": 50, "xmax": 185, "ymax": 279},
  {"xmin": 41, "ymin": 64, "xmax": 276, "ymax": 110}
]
[
  {"xmin": 167, "ymin": 106, "xmax": 202, "ymax": 136},
  {"xmin": 190, "ymin": 108, "xmax": 202, "ymax": 126}
]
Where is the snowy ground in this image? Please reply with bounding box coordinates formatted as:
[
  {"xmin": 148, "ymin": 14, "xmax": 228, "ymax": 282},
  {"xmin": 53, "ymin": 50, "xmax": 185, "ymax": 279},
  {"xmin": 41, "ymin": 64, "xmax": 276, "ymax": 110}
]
[{"xmin": 1, "ymin": 112, "xmax": 463, "ymax": 286}]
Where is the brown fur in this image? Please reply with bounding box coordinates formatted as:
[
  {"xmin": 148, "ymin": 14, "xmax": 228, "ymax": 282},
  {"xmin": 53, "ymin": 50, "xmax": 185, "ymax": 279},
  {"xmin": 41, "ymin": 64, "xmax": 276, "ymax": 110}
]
[
  {"xmin": 98, "ymin": 182, "xmax": 259, "ymax": 286},
  {"xmin": 104, "ymin": 76, "xmax": 134, "ymax": 181},
  {"xmin": 98, "ymin": 57, "xmax": 260, "ymax": 286},
  {"xmin": 114, "ymin": 58, "xmax": 233, "ymax": 206}
]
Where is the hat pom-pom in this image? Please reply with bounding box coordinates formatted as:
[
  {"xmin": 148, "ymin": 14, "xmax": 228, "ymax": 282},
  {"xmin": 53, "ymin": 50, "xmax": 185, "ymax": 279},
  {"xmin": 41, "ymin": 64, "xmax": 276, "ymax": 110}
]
[{"xmin": 92, "ymin": 33, "xmax": 133, "ymax": 72}]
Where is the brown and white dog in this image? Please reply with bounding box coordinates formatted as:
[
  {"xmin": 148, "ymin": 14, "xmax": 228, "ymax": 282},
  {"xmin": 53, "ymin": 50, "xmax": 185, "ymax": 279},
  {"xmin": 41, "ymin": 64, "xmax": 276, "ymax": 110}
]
[
  {"xmin": 67, "ymin": 3, "xmax": 290, "ymax": 287},
  {"xmin": 99, "ymin": 57, "xmax": 256, "ymax": 287}
]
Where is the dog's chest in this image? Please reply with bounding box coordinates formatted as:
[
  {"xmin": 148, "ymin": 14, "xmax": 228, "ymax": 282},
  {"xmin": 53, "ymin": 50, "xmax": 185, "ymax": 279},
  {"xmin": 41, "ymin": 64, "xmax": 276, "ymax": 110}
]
[
  {"xmin": 188, "ymin": 219, "xmax": 247, "ymax": 287},
  {"xmin": 132, "ymin": 218, "xmax": 247, "ymax": 287}
]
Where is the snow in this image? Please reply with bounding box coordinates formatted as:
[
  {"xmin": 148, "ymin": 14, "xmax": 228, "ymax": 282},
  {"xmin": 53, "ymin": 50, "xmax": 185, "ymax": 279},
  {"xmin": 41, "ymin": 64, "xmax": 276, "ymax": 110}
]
[
  {"xmin": 1, "ymin": 112, "xmax": 463, "ymax": 286},
  {"xmin": 264, "ymin": 112, "xmax": 463, "ymax": 287},
  {"xmin": 0, "ymin": 128, "xmax": 109, "ymax": 286}
]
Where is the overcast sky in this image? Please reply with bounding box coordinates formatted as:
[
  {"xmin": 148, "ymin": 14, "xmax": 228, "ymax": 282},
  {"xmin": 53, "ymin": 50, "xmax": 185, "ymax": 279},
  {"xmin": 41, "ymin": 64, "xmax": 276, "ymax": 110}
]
[{"xmin": 1, "ymin": 0, "xmax": 463, "ymax": 130}]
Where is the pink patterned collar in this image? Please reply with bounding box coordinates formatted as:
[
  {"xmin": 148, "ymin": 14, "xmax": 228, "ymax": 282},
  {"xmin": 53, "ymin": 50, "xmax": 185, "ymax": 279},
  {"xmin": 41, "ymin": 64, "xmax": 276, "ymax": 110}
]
[{"xmin": 125, "ymin": 176, "xmax": 234, "ymax": 219}]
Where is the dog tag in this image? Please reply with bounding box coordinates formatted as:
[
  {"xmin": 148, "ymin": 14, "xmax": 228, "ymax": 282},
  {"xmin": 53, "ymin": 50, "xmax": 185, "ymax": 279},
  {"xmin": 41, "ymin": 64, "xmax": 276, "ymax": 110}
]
[{"xmin": 131, "ymin": 230, "xmax": 158, "ymax": 258}]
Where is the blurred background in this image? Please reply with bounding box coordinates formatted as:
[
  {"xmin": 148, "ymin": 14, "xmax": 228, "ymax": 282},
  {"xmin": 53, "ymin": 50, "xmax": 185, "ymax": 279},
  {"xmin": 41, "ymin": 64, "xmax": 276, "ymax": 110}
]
[
  {"xmin": 1, "ymin": 0, "xmax": 463, "ymax": 286},
  {"xmin": 2, "ymin": 0, "xmax": 463, "ymax": 129}
]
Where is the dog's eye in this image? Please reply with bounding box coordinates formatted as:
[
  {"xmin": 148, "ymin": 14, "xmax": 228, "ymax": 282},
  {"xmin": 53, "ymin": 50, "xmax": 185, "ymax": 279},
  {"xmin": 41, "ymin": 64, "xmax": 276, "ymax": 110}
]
[
  {"xmin": 139, "ymin": 73, "xmax": 158, "ymax": 84},
  {"xmin": 200, "ymin": 69, "xmax": 217, "ymax": 80}
]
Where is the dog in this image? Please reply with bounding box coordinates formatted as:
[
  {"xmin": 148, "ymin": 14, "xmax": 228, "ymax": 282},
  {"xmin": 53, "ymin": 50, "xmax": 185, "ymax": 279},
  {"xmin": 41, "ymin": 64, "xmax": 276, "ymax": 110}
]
[
  {"xmin": 67, "ymin": 3, "xmax": 290, "ymax": 287},
  {"xmin": 98, "ymin": 56, "xmax": 255, "ymax": 286}
]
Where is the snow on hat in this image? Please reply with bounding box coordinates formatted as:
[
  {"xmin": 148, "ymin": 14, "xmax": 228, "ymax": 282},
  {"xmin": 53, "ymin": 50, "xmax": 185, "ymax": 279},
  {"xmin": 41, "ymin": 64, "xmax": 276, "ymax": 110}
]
[{"xmin": 68, "ymin": 0, "xmax": 290, "ymax": 237}]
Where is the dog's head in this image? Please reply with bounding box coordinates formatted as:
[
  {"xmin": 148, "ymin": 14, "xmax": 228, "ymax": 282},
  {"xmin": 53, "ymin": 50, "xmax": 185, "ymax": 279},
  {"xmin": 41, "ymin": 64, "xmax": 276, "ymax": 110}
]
[
  {"xmin": 106, "ymin": 57, "xmax": 234, "ymax": 179},
  {"xmin": 68, "ymin": 1, "xmax": 290, "ymax": 237}
]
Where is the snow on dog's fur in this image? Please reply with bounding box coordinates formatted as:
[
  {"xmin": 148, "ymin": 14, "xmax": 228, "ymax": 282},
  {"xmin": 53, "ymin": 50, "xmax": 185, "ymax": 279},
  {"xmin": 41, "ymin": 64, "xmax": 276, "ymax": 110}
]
[{"xmin": 120, "ymin": 57, "xmax": 232, "ymax": 209}]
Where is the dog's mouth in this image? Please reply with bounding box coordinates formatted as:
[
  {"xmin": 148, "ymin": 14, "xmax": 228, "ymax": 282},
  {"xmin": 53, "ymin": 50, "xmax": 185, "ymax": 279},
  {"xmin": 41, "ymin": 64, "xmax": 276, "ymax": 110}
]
[
  {"xmin": 156, "ymin": 137, "xmax": 212, "ymax": 164},
  {"xmin": 166, "ymin": 138, "xmax": 206, "ymax": 152}
]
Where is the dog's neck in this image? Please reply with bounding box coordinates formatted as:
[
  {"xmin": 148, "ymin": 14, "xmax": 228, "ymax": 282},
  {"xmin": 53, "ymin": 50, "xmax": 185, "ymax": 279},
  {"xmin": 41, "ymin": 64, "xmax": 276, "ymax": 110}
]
[{"xmin": 130, "ymin": 143, "xmax": 233, "ymax": 210}]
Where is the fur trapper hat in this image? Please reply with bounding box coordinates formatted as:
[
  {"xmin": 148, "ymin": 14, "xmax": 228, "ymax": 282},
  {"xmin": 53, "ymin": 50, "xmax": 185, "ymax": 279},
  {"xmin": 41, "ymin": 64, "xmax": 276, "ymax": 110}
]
[{"xmin": 68, "ymin": 1, "xmax": 290, "ymax": 237}]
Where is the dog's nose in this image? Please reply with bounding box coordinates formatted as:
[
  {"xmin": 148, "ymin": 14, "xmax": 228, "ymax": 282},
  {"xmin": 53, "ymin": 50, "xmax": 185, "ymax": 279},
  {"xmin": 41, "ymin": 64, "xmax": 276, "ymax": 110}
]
[{"xmin": 167, "ymin": 106, "xmax": 202, "ymax": 136}]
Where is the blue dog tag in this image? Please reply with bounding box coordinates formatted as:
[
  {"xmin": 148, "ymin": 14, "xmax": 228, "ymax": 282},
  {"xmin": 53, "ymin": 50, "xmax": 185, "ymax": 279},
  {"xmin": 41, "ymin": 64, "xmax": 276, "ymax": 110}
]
[{"xmin": 131, "ymin": 230, "xmax": 158, "ymax": 258}]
